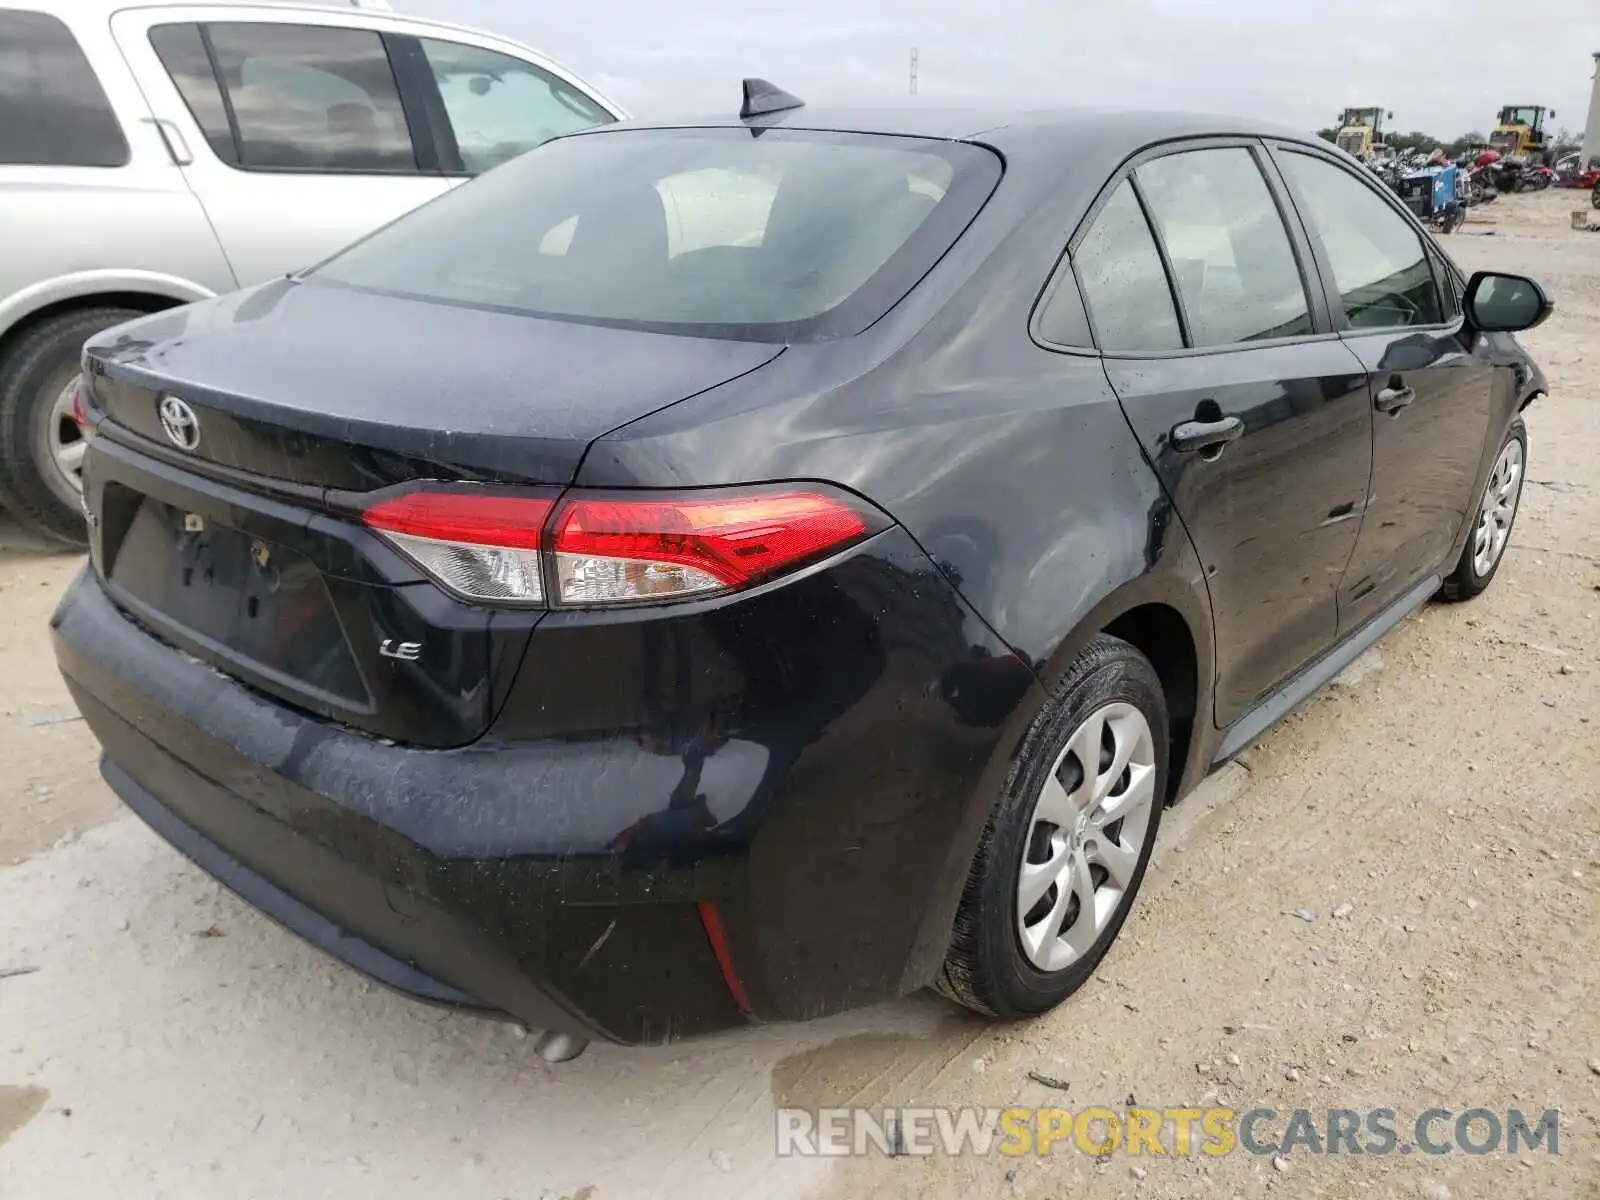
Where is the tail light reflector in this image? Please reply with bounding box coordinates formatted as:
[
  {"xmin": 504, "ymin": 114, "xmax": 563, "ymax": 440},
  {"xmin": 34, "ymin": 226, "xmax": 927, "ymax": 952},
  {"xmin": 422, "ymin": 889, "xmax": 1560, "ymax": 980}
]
[
  {"xmin": 361, "ymin": 485, "xmax": 879, "ymax": 608},
  {"xmin": 363, "ymin": 491, "xmax": 552, "ymax": 604}
]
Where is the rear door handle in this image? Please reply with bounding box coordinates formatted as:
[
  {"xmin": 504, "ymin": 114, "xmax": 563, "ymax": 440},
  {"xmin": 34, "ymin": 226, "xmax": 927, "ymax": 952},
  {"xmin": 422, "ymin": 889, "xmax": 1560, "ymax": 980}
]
[
  {"xmin": 1375, "ymin": 383, "xmax": 1416, "ymax": 413},
  {"xmin": 1170, "ymin": 415, "xmax": 1244, "ymax": 454},
  {"xmin": 146, "ymin": 118, "xmax": 192, "ymax": 166}
]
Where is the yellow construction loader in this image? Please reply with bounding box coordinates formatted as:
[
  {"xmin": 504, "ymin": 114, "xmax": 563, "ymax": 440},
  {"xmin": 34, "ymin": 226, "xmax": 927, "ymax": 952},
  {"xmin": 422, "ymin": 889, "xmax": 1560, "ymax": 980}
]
[
  {"xmin": 1334, "ymin": 107, "xmax": 1391, "ymax": 158},
  {"xmin": 1489, "ymin": 106, "xmax": 1553, "ymax": 160}
]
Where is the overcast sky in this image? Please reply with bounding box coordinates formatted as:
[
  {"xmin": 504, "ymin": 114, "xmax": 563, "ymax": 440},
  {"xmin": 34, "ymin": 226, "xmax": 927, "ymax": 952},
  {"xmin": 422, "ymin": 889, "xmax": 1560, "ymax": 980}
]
[{"xmin": 405, "ymin": 0, "xmax": 1599, "ymax": 139}]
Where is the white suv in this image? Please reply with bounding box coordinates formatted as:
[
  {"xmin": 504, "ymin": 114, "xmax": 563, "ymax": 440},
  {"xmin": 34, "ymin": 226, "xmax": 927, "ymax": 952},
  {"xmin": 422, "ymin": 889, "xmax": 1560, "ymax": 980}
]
[{"xmin": 0, "ymin": 1, "xmax": 623, "ymax": 543}]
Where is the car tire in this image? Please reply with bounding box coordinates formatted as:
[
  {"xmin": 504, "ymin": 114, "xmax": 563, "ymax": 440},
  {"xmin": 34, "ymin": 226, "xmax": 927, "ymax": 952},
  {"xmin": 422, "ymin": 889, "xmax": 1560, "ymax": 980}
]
[
  {"xmin": 1440, "ymin": 418, "xmax": 1527, "ymax": 603},
  {"xmin": 0, "ymin": 307, "xmax": 141, "ymax": 547},
  {"xmin": 937, "ymin": 634, "xmax": 1168, "ymax": 1019}
]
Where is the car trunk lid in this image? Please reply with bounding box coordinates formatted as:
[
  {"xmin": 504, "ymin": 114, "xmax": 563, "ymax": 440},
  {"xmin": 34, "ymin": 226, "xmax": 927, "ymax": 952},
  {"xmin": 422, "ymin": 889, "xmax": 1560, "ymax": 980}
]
[
  {"xmin": 85, "ymin": 278, "xmax": 783, "ymax": 488},
  {"xmin": 78, "ymin": 281, "xmax": 783, "ymax": 747}
]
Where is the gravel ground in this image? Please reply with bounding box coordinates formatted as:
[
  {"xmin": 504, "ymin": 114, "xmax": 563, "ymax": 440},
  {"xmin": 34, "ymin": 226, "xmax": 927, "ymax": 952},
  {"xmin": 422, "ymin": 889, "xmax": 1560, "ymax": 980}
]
[{"xmin": 0, "ymin": 189, "xmax": 1596, "ymax": 1199}]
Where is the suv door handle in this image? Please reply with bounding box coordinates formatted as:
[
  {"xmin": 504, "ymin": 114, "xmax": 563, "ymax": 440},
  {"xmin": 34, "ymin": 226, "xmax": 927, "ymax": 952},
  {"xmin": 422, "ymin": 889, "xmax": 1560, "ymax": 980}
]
[
  {"xmin": 1375, "ymin": 382, "xmax": 1416, "ymax": 413},
  {"xmin": 146, "ymin": 118, "xmax": 192, "ymax": 166},
  {"xmin": 1171, "ymin": 415, "xmax": 1244, "ymax": 454}
]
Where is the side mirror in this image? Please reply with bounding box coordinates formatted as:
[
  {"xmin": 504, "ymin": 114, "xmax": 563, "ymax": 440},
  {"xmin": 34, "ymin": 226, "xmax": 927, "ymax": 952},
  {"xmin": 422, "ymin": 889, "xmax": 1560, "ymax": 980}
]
[{"xmin": 1463, "ymin": 271, "xmax": 1553, "ymax": 333}]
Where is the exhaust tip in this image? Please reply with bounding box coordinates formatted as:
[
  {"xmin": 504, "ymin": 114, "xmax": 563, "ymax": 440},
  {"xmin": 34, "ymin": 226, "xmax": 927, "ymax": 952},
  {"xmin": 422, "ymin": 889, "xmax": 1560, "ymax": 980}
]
[{"xmin": 531, "ymin": 1029, "xmax": 589, "ymax": 1062}]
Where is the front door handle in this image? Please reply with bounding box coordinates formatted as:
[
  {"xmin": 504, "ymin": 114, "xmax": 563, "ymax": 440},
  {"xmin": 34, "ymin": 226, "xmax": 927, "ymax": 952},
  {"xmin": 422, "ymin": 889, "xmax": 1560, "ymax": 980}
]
[
  {"xmin": 1375, "ymin": 382, "xmax": 1416, "ymax": 413},
  {"xmin": 1171, "ymin": 415, "xmax": 1244, "ymax": 454}
]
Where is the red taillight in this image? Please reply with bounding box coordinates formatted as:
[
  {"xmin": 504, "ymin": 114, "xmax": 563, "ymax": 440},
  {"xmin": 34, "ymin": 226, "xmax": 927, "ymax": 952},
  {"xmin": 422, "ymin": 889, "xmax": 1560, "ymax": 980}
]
[
  {"xmin": 70, "ymin": 378, "xmax": 94, "ymax": 438},
  {"xmin": 360, "ymin": 485, "xmax": 877, "ymax": 608},
  {"xmin": 363, "ymin": 491, "xmax": 553, "ymax": 604},
  {"xmin": 550, "ymin": 490, "xmax": 869, "ymax": 606},
  {"xmin": 363, "ymin": 491, "xmax": 551, "ymax": 549}
]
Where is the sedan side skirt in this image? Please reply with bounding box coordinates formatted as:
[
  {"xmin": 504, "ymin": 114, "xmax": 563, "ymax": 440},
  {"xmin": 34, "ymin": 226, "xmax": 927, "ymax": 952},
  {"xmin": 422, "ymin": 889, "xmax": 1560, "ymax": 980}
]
[{"xmin": 1213, "ymin": 573, "xmax": 1440, "ymax": 764}]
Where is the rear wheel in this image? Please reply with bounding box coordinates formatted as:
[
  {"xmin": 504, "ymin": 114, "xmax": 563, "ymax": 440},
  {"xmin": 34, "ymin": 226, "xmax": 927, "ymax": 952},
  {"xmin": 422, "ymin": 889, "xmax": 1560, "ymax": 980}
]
[
  {"xmin": 0, "ymin": 307, "xmax": 141, "ymax": 547},
  {"xmin": 1440, "ymin": 419, "xmax": 1526, "ymax": 602},
  {"xmin": 937, "ymin": 635, "xmax": 1168, "ymax": 1018}
]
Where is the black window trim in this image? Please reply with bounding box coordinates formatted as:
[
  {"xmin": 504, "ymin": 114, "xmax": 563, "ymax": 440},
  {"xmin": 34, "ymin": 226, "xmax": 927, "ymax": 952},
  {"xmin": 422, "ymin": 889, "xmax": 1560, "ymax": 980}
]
[
  {"xmin": 1263, "ymin": 139, "xmax": 1465, "ymax": 340},
  {"xmin": 382, "ymin": 33, "xmax": 449, "ymax": 173},
  {"xmin": 1126, "ymin": 171, "xmax": 1193, "ymax": 348},
  {"xmin": 401, "ymin": 34, "xmax": 618, "ymax": 178},
  {"xmin": 155, "ymin": 19, "xmax": 441, "ymax": 178},
  {"xmin": 195, "ymin": 23, "xmax": 243, "ymax": 166},
  {"xmin": 1033, "ymin": 135, "xmax": 1343, "ymax": 360}
]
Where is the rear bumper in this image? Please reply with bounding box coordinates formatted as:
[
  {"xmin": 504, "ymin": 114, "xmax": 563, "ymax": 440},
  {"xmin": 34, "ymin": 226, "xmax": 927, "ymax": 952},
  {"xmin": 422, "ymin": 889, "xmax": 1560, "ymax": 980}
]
[
  {"xmin": 52, "ymin": 529, "xmax": 1035, "ymax": 1043},
  {"xmin": 100, "ymin": 756, "xmax": 488, "ymax": 1013}
]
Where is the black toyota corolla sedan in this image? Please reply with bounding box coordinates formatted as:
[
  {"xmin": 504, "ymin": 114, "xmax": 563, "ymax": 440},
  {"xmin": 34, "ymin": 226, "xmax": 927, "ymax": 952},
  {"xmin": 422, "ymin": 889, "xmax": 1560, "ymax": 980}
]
[{"xmin": 52, "ymin": 85, "xmax": 1550, "ymax": 1059}]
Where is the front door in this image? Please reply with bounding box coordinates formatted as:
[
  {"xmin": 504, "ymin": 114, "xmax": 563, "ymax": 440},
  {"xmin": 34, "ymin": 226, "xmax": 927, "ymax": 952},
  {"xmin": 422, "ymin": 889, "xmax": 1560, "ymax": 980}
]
[
  {"xmin": 1272, "ymin": 148, "xmax": 1495, "ymax": 628},
  {"xmin": 113, "ymin": 11, "xmax": 450, "ymax": 285},
  {"xmin": 1075, "ymin": 143, "xmax": 1375, "ymax": 726}
]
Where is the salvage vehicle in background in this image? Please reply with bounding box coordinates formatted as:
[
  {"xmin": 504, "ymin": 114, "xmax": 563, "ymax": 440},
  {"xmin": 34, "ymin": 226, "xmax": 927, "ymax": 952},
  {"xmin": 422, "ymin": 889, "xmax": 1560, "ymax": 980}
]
[
  {"xmin": 1392, "ymin": 161, "xmax": 1465, "ymax": 233},
  {"xmin": 1489, "ymin": 104, "xmax": 1553, "ymax": 162},
  {"xmin": 0, "ymin": 0, "xmax": 622, "ymax": 544},
  {"xmin": 1333, "ymin": 106, "xmax": 1390, "ymax": 159},
  {"xmin": 52, "ymin": 85, "xmax": 1551, "ymax": 1059}
]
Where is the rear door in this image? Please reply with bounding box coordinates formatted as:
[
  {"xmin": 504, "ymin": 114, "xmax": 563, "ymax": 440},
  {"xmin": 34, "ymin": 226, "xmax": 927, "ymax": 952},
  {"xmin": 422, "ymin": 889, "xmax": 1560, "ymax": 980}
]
[
  {"xmin": 0, "ymin": 7, "xmax": 233, "ymax": 304},
  {"xmin": 1271, "ymin": 146, "xmax": 1494, "ymax": 630},
  {"xmin": 112, "ymin": 7, "xmax": 451, "ymax": 285},
  {"xmin": 1078, "ymin": 141, "xmax": 1374, "ymax": 726}
]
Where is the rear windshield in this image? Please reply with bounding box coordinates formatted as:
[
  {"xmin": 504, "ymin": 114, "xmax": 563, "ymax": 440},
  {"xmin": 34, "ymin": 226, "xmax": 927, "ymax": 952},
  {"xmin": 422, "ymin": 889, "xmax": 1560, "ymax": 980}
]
[{"xmin": 312, "ymin": 126, "xmax": 1001, "ymax": 341}]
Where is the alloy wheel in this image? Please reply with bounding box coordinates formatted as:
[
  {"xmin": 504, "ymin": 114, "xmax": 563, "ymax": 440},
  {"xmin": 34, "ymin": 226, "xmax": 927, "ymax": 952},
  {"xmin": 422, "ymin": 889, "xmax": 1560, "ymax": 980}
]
[
  {"xmin": 46, "ymin": 373, "xmax": 87, "ymax": 496},
  {"xmin": 1471, "ymin": 437, "xmax": 1524, "ymax": 577},
  {"xmin": 1016, "ymin": 701, "xmax": 1157, "ymax": 973}
]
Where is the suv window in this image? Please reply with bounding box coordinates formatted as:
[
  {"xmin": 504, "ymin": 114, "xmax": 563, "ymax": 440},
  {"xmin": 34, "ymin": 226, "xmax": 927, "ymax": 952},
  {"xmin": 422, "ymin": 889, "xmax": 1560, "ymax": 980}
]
[
  {"xmin": 1136, "ymin": 148, "xmax": 1312, "ymax": 345},
  {"xmin": 203, "ymin": 23, "xmax": 416, "ymax": 172},
  {"xmin": 418, "ymin": 39, "xmax": 612, "ymax": 174},
  {"xmin": 1277, "ymin": 151, "xmax": 1444, "ymax": 330},
  {"xmin": 1071, "ymin": 180, "xmax": 1183, "ymax": 353},
  {"xmin": 0, "ymin": 10, "xmax": 128, "ymax": 167},
  {"xmin": 149, "ymin": 24, "xmax": 234, "ymax": 163}
]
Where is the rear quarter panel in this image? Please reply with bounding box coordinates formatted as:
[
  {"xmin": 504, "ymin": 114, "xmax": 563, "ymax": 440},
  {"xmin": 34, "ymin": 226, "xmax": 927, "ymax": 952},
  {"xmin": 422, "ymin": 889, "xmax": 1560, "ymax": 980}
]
[
  {"xmin": 581, "ymin": 166, "xmax": 1216, "ymax": 775},
  {"xmin": 578, "ymin": 168, "xmax": 1219, "ymax": 999}
]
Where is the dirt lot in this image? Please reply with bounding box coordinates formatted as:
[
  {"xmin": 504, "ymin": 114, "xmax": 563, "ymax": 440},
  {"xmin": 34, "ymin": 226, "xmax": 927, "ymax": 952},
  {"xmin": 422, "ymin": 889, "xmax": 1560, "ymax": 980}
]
[{"xmin": 1, "ymin": 190, "xmax": 1597, "ymax": 1199}]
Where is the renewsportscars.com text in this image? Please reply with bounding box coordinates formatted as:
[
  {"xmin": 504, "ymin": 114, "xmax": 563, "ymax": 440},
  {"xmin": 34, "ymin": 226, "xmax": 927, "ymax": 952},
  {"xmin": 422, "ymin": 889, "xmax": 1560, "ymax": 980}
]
[{"xmin": 776, "ymin": 1106, "xmax": 1560, "ymax": 1159}]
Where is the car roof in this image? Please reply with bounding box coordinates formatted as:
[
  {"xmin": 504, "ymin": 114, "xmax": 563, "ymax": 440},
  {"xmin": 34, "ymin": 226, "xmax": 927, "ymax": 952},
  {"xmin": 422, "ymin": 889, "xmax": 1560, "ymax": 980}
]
[
  {"xmin": 604, "ymin": 106, "xmax": 1321, "ymax": 153},
  {"xmin": 29, "ymin": 0, "xmax": 486, "ymax": 36}
]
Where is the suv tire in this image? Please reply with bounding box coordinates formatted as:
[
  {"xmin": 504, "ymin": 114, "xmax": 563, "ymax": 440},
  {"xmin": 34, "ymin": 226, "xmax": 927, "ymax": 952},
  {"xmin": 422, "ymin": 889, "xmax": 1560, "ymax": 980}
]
[
  {"xmin": 938, "ymin": 634, "xmax": 1168, "ymax": 1019},
  {"xmin": 0, "ymin": 307, "xmax": 141, "ymax": 547}
]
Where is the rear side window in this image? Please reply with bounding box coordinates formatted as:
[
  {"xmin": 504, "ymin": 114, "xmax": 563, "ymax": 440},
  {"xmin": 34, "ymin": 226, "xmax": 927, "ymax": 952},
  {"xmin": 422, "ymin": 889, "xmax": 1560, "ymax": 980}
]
[
  {"xmin": 313, "ymin": 127, "xmax": 1001, "ymax": 342},
  {"xmin": 202, "ymin": 23, "xmax": 417, "ymax": 172},
  {"xmin": 418, "ymin": 38, "xmax": 612, "ymax": 174},
  {"xmin": 1136, "ymin": 148, "xmax": 1313, "ymax": 345},
  {"xmin": 0, "ymin": 10, "xmax": 128, "ymax": 167},
  {"xmin": 1071, "ymin": 181, "xmax": 1184, "ymax": 353},
  {"xmin": 1277, "ymin": 151, "xmax": 1444, "ymax": 330}
]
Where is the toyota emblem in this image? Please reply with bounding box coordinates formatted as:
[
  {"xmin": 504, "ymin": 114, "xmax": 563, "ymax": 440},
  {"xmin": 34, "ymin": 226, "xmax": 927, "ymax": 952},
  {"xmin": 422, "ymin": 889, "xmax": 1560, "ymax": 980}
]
[{"xmin": 158, "ymin": 395, "xmax": 200, "ymax": 451}]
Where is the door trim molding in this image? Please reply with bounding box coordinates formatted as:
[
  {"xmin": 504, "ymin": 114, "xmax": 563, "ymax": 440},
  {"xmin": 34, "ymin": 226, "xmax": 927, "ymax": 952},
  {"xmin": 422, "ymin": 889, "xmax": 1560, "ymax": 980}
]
[{"xmin": 1213, "ymin": 572, "xmax": 1439, "ymax": 763}]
